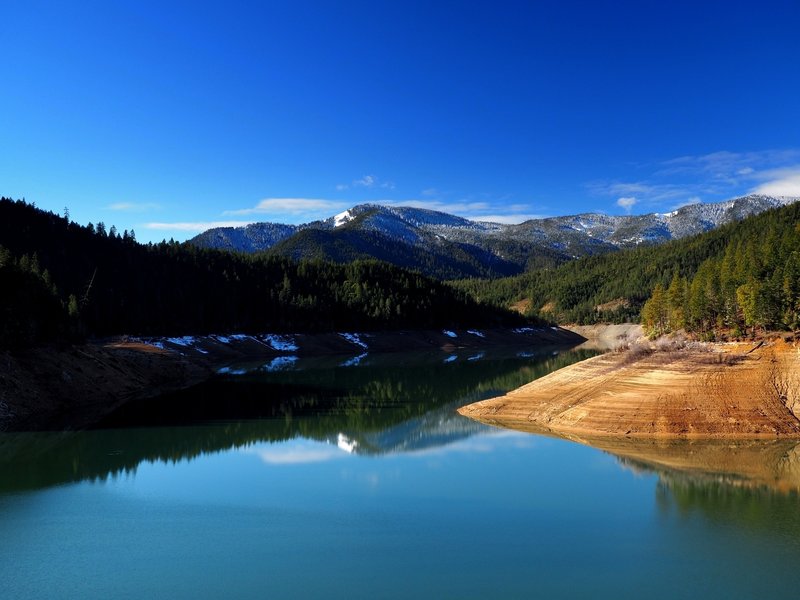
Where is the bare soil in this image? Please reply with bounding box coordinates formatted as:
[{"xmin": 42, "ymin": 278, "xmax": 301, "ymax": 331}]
[
  {"xmin": 0, "ymin": 326, "xmax": 584, "ymax": 431},
  {"xmin": 459, "ymin": 337, "xmax": 800, "ymax": 439},
  {"xmin": 0, "ymin": 343, "xmax": 212, "ymax": 432}
]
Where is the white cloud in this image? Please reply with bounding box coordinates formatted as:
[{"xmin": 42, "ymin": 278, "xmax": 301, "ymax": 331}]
[
  {"xmin": 243, "ymin": 439, "xmax": 350, "ymax": 465},
  {"xmin": 144, "ymin": 220, "xmax": 256, "ymax": 232},
  {"xmin": 105, "ymin": 202, "xmax": 160, "ymax": 212},
  {"xmin": 589, "ymin": 180, "xmax": 709, "ymax": 204},
  {"xmin": 590, "ymin": 149, "xmax": 800, "ymax": 212},
  {"xmin": 337, "ymin": 174, "xmax": 395, "ymax": 191},
  {"xmin": 355, "ymin": 174, "xmax": 377, "ymax": 187},
  {"xmin": 601, "ymin": 182, "xmax": 656, "ymax": 196},
  {"xmin": 375, "ymin": 199, "xmax": 546, "ymax": 223},
  {"xmin": 202, "ymin": 196, "xmax": 546, "ymax": 227},
  {"xmin": 223, "ymin": 197, "xmax": 345, "ymax": 216},
  {"xmin": 616, "ymin": 196, "xmax": 638, "ymax": 212},
  {"xmin": 396, "ymin": 199, "xmax": 491, "ymax": 213},
  {"xmin": 659, "ymin": 149, "xmax": 800, "ymax": 179},
  {"xmin": 656, "ymin": 150, "xmax": 800, "ymax": 192},
  {"xmin": 254, "ymin": 446, "xmax": 345, "ymax": 465},
  {"xmin": 752, "ymin": 169, "xmax": 800, "ymax": 197},
  {"xmin": 468, "ymin": 214, "xmax": 544, "ymax": 224}
]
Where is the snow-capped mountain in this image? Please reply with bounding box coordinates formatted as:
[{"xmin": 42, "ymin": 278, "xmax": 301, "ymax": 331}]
[{"xmin": 189, "ymin": 194, "xmax": 798, "ymax": 279}]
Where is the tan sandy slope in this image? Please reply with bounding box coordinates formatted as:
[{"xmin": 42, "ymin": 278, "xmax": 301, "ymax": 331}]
[{"xmin": 459, "ymin": 338, "xmax": 800, "ymax": 438}]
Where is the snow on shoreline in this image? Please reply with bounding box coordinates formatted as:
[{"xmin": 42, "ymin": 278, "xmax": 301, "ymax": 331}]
[
  {"xmin": 140, "ymin": 325, "xmax": 570, "ymax": 356},
  {"xmin": 339, "ymin": 333, "xmax": 368, "ymax": 349},
  {"xmin": 260, "ymin": 334, "xmax": 298, "ymax": 352}
]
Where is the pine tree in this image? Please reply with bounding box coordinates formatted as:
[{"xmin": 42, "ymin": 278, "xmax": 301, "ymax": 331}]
[
  {"xmin": 641, "ymin": 283, "xmax": 668, "ymax": 337},
  {"xmin": 666, "ymin": 273, "xmax": 686, "ymax": 330}
]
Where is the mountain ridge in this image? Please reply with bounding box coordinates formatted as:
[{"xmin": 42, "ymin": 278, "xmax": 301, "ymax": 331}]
[{"xmin": 190, "ymin": 194, "xmax": 799, "ymax": 279}]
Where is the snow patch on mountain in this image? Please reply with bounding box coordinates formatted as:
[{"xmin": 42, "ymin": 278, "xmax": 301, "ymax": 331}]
[
  {"xmin": 333, "ymin": 210, "xmax": 353, "ymax": 227},
  {"xmin": 188, "ymin": 195, "xmax": 800, "ymax": 276}
]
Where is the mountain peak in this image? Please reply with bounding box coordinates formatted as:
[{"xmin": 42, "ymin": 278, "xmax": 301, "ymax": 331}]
[{"xmin": 188, "ymin": 194, "xmax": 800, "ymax": 279}]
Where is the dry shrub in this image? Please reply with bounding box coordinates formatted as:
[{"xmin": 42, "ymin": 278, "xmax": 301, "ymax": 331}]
[
  {"xmin": 618, "ymin": 340, "xmax": 654, "ymax": 365},
  {"xmin": 653, "ymin": 336, "xmax": 687, "ymax": 353}
]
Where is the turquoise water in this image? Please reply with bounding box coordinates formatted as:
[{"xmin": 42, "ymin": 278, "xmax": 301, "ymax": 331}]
[{"xmin": 1, "ymin": 348, "xmax": 800, "ymax": 599}]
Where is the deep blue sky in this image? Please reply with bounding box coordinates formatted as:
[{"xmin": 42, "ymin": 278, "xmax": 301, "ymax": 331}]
[{"xmin": 2, "ymin": 0, "xmax": 799, "ymax": 242}]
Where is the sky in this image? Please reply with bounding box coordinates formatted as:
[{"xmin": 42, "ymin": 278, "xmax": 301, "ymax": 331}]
[{"xmin": 2, "ymin": 0, "xmax": 800, "ymax": 243}]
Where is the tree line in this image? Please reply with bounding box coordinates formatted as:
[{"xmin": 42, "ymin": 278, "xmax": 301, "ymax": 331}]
[
  {"xmin": 0, "ymin": 198, "xmax": 528, "ymax": 349},
  {"xmin": 641, "ymin": 215, "xmax": 800, "ymax": 338},
  {"xmin": 453, "ymin": 202, "xmax": 800, "ymax": 328}
]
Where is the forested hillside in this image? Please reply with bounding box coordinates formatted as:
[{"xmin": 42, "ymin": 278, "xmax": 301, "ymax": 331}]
[
  {"xmin": 0, "ymin": 198, "xmax": 526, "ymax": 348},
  {"xmin": 265, "ymin": 221, "xmax": 538, "ymax": 280},
  {"xmin": 191, "ymin": 196, "xmax": 796, "ymax": 280},
  {"xmin": 453, "ymin": 202, "xmax": 800, "ymax": 327},
  {"xmin": 641, "ymin": 213, "xmax": 800, "ymax": 337}
]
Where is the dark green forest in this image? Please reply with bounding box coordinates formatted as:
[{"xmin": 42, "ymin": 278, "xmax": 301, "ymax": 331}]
[
  {"xmin": 454, "ymin": 202, "xmax": 800, "ymax": 328},
  {"xmin": 641, "ymin": 213, "xmax": 800, "ymax": 337},
  {"xmin": 5, "ymin": 196, "xmax": 796, "ymax": 349},
  {"xmin": 0, "ymin": 198, "xmax": 526, "ymax": 348}
]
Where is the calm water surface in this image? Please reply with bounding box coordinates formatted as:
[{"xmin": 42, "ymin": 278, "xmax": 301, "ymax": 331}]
[{"xmin": 2, "ymin": 347, "xmax": 800, "ymax": 599}]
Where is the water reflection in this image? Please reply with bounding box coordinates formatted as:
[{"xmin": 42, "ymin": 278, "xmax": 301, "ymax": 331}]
[
  {"xmin": 534, "ymin": 430, "xmax": 800, "ymax": 534},
  {"xmin": 0, "ymin": 347, "xmax": 594, "ymax": 494},
  {"xmin": 540, "ymin": 431, "xmax": 800, "ymax": 493}
]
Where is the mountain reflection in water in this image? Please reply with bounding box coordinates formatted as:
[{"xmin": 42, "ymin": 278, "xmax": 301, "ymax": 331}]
[
  {"xmin": 0, "ymin": 347, "xmax": 594, "ymax": 493},
  {"xmin": 4, "ymin": 346, "xmax": 800, "ymax": 599},
  {"xmin": 4, "ymin": 344, "xmax": 798, "ymax": 530}
]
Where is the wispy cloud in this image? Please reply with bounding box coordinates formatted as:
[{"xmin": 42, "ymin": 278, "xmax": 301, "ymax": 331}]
[
  {"xmin": 615, "ymin": 196, "xmax": 638, "ymax": 212},
  {"xmin": 144, "ymin": 220, "xmax": 256, "ymax": 232},
  {"xmin": 212, "ymin": 194, "xmax": 546, "ymax": 226},
  {"xmin": 468, "ymin": 213, "xmax": 544, "ymax": 224},
  {"xmin": 105, "ymin": 202, "xmax": 160, "ymax": 212},
  {"xmin": 588, "ymin": 180, "xmax": 715, "ymax": 204},
  {"xmin": 377, "ymin": 198, "xmax": 546, "ymax": 222},
  {"xmin": 657, "ymin": 149, "xmax": 800, "ymax": 182},
  {"xmin": 336, "ymin": 174, "xmax": 395, "ymax": 191},
  {"xmin": 590, "ymin": 148, "xmax": 800, "ymax": 212},
  {"xmin": 395, "ymin": 199, "xmax": 493, "ymax": 213},
  {"xmin": 223, "ymin": 197, "xmax": 346, "ymax": 216}
]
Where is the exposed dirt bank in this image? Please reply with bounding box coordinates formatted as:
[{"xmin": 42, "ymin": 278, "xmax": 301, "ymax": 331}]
[
  {"xmin": 459, "ymin": 337, "xmax": 800, "ymax": 439},
  {"xmin": 0, "ymin": 344, "xmax": 211, "ymax": 432},
  {"xmin": 0, "ymin": 326, "xmax": 583, "ymax": 432}
]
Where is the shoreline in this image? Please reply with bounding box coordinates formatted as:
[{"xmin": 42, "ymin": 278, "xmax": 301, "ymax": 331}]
[
  {"xmin": 0, "ymin": 326, "xmax": 583, "ymax": 432},
  {"xmin": 459, "ymin": 335, "xmax": 800, "ymax": 439}
]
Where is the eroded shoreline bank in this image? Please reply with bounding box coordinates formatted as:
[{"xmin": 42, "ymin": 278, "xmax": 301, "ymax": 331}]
[
  {"xmin": 459, "ymin": 336, "xmax": 800, "ymax": 439},
  {"xmin": 0, "ymin": 326, "xmax": 583, "ymax": 431}
]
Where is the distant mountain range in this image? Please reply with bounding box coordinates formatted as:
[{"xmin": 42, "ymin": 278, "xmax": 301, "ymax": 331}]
[{"xmin": 190, "ymin": 194, "xmax": 799, "ymax": 280}]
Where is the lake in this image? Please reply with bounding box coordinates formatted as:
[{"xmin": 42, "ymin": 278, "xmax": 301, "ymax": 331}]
[{"xmin": 2, "ymin": 346, "xmax": 800, "ymax": 599}]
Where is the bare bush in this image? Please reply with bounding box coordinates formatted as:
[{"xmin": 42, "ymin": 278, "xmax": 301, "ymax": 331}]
[
  {"xmin": 618, "ymin": 340, "xmax": 654, "ymax": 365},
  {"xmin": 653, "ymin": 336, "xmax": 688, "ymax": 353}
]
